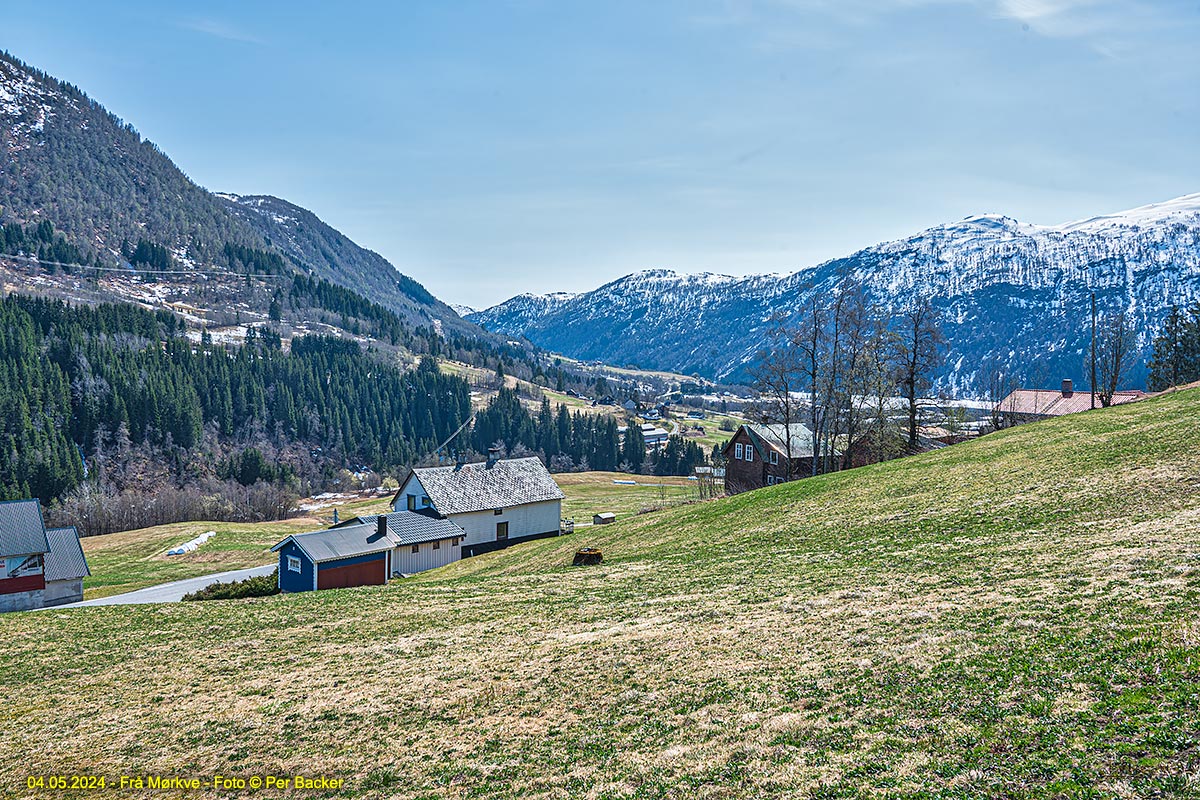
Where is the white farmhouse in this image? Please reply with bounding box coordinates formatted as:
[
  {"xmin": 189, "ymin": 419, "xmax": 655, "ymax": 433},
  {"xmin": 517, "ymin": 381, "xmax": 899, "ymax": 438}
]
[{"xmin": 393, "ymin": 454, "xmax": 565, "ymax": 557}]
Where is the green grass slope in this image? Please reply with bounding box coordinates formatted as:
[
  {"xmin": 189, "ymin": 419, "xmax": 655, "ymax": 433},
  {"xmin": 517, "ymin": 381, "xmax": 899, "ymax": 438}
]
[{"xmin": 3, "ymin": 390, "xmax": 1199, "ymax": 798}]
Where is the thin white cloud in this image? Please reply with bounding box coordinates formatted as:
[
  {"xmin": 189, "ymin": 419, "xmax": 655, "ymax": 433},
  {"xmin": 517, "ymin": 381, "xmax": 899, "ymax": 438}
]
[
  {"xmin": 179, "ymin": 17, "xmax": 264, "ymax": 44},
  {"xmin": 990, "ymin": 0, "xmax": 1110, "ymax": 36}
]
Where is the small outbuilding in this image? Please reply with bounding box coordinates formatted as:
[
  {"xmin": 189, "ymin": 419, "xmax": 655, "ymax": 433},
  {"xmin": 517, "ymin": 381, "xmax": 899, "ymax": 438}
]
[
  {"xmin": 272, "ymin": 512, "xmax": 466, "ymax": 593},
  {"xmin": 273, "ymin": 523, "xmax": 393, "ymax": 593},
  {"xmin": 43, "ymin": 526, "xmax": 90, "ymax": 606},
  {"xmin": 593, "ymin": 512, "xmax": 616, "ymax": 525}
]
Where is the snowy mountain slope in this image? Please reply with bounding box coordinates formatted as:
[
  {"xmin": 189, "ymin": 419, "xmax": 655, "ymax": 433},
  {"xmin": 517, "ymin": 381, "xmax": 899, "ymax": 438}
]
[{"xmin": 470, "ymin": 196, "xmax": 1200, "ymax": 393}]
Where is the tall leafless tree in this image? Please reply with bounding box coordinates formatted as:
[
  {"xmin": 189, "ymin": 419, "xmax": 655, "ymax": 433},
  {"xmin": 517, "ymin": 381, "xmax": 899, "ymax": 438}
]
[
  {"xmin": 748, "ymin": 315, "xmax": 802, "ymax": 480},
  {"xmin": 895, "ymin": 300, "xmax": 946, "ymax": 448},
  {"xmin": 861, "ymin": 321, "xmax": 901, "ymax": 466},
  {"xmin": 794, "ymin": 296, "xmax": 828, "ymax": 478},
  {"xmin": 828, "ymin": 282, "xmax": 876, "ymax": 471},
  {"xmin": 1096, "ymin": 310, "xmax": 1136, "ymax": 407}
]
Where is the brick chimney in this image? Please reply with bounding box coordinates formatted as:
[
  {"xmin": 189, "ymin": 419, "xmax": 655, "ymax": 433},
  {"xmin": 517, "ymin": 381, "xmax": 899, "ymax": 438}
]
[
  {"xmin": 1061, "ymin": 378, "xmax": 1074, "ymax": 397},
  {"xmin": 486, "ymin": 447, "xmax": 501, "ymax": 469},
  {"xmin": 377, "ymin": 514, "xmax": 389, "ymax": 538}
]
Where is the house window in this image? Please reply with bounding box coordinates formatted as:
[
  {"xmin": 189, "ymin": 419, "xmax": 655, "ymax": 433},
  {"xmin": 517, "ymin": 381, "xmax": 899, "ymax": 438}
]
[
  {"xmin": 433, "ymin": 540, "xmax": 440, "ymax": 550},
  {"xmin": 735, "ymin": 443, "xmax": 744, "ymax": 459},
  {"xmin": 745, "ymin": 447, "xmax": 753, "ymax": 462},
  {"xmin": 406, "ymin": 494, "xmax": 417, "ymax": 511},
  {"xmin": 411, "ymin": 544, "xmax": 419, "ymax": 554},
  {"xmin": 770, "ymin": 451, "xmax": 779, "ymax": 465},
  {"xmin": 421, "ymin": 496, "xmax": 431, "ymax": 507},
  {"xmin": 496, "ymin": 521, "xmax": 509, "ymax": 541},
  {"xmin": 494, "ymin": 508, "xmax": 503, "ymax": 515},
  {"xmin": 287, "ymin": 556, "xmax": 301, "ymax": 573},
  {"xmin": 767, "ymin": 476, "xmax": 775, "ymax": 486}
]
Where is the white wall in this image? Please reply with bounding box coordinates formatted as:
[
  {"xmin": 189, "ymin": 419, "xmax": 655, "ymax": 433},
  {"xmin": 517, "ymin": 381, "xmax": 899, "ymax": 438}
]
[
  {"xmin": 392, "ymin": 473, "xmax": 562, "ymax": 547},
  {"xmin": 450, "ymin": 499, "xmax": 562, "ymax": 547},
  {"xmin": 391, "ymin": 538, "xmax": 460, "ymax": 575},
  {"xmin": 395, "ymin": 475, "xmax": 435, "ymax": 513},
  {"xmin": 42, "ymin": 579, "xmax": 83, "ymax": 606}
]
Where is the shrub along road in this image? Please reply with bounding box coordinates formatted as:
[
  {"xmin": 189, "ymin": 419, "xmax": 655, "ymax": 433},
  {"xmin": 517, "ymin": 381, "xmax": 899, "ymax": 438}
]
[{"xmin": 54, "ymin": 565, "xmax": 276, "ymax": 607}]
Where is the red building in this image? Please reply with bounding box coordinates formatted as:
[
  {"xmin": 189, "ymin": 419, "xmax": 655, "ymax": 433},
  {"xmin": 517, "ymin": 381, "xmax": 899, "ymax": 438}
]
[{"xmin": 0, "ymin": 499, "xmax": 51, "ymax": 613}]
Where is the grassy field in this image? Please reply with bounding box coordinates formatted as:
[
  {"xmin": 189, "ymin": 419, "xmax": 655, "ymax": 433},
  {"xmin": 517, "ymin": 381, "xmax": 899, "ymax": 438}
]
[
  {"xmin": 675, "ymin": 410, "xmax": 745, "ymax": 449},
  {"xmin": 79, "ymin": 494, "xmax": 397, "ymax": 599},
  {"xmin": 76, "ymin": 475, "xmax": 685, "ymax": 599},
  {"xmin": 79, "ymin": 517, "xmax": 323, "ymax": 599},
  {"xmin": 4, "ymin": 389, "xmax": 1200, "ymax": 798},
  {"xmin": 555, "ymin": 470, "xmax": 701, "ymax": 524}
]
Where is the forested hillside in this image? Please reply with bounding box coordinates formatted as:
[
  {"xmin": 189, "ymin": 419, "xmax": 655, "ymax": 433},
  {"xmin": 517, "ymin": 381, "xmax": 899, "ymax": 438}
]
[
  {"xmin": 0, "ymin": 295, "xmax": 471, "ymax": 504},
  {"xmin": 0, "ymin": 52, "xmax": 260, "ymax": 266},
  {"xmin": 221, "ymin": 194, "xmax": 476, "ymax": 334},
  {"xmin": 0, "ymin": 51, "xmax": 473, "ymax": 336}
]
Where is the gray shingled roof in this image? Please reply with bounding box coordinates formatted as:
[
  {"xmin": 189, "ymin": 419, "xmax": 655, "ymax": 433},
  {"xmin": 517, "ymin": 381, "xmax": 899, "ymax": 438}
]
[
  {"xmin": 44, "ymin": 527, "xmax": 90, "ymax": 581},
  {"xmin": 271, "ymin": 523, "xmax": 394, "ymax": 564},
  {"xmin": 0, "ymin": 499, "xmax": 49, "ymax": 557},
  {"xmin": 409, "ymin": 457, "xmax": 565, "ymax": 515},
  {"xmin": 351, "ymin": 513, "xmax": 465, "ymax": 546},
  {"xmin": 273, "ymin": 512, "xmax": 466, "ymax": 564}
]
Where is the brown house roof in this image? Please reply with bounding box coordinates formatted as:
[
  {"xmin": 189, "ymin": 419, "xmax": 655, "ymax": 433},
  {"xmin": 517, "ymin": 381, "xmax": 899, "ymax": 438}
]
[{"xmin": 1000, "ymin": 388, "xmax": 1145, "ymax": 417}]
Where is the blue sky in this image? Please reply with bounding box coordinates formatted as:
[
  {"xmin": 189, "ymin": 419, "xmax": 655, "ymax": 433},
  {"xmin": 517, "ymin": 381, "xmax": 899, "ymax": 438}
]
[{"xmin": 4, "ymin": 1, "xmax": 1198, "ymax": 307}]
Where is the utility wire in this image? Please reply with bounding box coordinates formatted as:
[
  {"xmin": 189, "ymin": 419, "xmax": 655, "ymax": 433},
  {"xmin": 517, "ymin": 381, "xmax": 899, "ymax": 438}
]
[{"xmin": 0, "ymin": 253, "xmax": 289, "ymax": 278}]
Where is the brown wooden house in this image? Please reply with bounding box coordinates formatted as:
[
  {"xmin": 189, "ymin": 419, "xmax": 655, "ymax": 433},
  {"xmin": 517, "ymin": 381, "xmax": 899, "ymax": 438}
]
[{"xmin": 722, "ymin": 423, "xmax": 833, "ymax": 495}]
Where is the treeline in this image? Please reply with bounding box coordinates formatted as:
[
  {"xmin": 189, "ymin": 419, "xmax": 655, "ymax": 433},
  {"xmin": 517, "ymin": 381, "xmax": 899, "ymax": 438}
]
[
  {"xmin": 127, "ymin": 239, "xmax": 172, "ymax": 270},
  {"xmin": 288, "ymin": 273, "xmax": 416, "ymax": 346},
  {"xmin": 1148, "ymin": 304, "xmax": 1200, "ymax": 391},
  {"xmin": 469, "ymin": 389, "xmax": 707, "ymax": 476},
  {"xmin": 0, "ymin": 295, "xmax": 473, "ymax": 503},
  {"xmin": 224, "ymin": 242, "xmax": 288, "ymax": 275},
  {"xmin": 0, "ymin": 219, "xmax": 93, "ymax": 268}
]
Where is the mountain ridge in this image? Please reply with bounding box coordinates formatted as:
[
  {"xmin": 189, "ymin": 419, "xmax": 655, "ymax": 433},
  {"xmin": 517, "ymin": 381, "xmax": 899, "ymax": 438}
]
[
  {"xmin": 470, "ymin": 194, "xmax": 1200, "ymax": 392},
  {"xmin": 0, "ymin": 50, "xmax": 476, "ymax": 337}
]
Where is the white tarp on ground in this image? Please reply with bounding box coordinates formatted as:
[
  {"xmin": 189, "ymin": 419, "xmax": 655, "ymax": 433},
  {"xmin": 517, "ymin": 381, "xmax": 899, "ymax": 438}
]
[{"xmin": 167, "ymin": 531, "xmax": 215, "ymax": 556}]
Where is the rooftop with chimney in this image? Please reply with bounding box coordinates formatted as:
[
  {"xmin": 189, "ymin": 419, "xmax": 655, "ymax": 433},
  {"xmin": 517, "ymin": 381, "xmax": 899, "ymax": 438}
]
[
  {"xmin": 396, "ymin": 456, "xmax": 565, "ymax": 517},
  {"xmin": 998, "ymin": 379, "xmax": 1147, "ymax": 420}
]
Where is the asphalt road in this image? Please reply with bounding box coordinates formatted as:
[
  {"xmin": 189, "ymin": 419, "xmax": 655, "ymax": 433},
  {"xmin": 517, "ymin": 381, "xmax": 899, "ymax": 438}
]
[{"xmin": 56, "ymin": 564, "xmax": 276, "ymax": 608}]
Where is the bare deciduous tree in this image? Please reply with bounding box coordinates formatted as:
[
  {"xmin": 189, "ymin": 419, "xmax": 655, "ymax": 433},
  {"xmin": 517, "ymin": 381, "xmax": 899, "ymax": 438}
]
[
  {"xmin": 794, "ymin": 296, "xmax": 828, "ymax": 478},
  {"xmin": 749, "ymin": 315, "xmax": 802, "ymax": 480},
  {"xmin": 1096, "ymin": 311, "xmax": 1136, "ymax": 407},
  {"xmin": 895, "ymin": 300, "xmax": 946, "ymax": 448}
]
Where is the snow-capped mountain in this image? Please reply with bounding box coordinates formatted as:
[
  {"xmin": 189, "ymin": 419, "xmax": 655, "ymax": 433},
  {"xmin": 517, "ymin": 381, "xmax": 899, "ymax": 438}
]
[
  {"xmin": 469, "ymin": 195, "xmax": 1200, "ymax": 393},
  {"xmin": 468, "ymin": 291, "xmax": 579, "ymax": 333}
]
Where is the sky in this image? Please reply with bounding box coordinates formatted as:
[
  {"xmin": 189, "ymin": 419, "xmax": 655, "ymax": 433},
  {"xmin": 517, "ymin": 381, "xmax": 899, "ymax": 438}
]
[{"xmin": 3, "ymin": 1, "xmax": 1199, "ymax": 308}]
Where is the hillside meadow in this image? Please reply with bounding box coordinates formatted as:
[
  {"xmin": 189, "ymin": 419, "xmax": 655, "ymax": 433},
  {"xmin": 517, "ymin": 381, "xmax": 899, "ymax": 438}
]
[{"xmin": 2, "ymin": 389, "xmax": 1199, "ymax": 798}]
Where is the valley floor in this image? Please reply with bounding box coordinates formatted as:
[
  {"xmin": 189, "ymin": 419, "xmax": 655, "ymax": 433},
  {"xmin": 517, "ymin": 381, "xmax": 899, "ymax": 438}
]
[{"xmin": 3, "ymin": 391, "xmax": 1199, "ymax": 798}]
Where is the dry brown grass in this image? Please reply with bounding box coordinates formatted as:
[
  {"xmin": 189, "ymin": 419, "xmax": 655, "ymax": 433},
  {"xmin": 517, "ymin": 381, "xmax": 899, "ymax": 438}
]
[{"xmin": 3, "ymin": 391, "xmax": 1200, "ymax": 798}]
